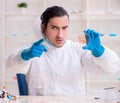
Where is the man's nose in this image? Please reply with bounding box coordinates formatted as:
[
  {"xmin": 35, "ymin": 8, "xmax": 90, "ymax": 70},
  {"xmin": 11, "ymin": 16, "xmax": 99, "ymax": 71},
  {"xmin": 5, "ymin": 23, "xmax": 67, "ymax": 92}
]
[{"xmin": 57, "ymin": 29, "xmax": 63, "ymax": 37}]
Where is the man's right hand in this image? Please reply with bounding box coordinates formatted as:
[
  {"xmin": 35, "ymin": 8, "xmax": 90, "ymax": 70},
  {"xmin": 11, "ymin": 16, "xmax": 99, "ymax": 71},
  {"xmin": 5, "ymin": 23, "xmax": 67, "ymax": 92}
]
[{"xmin": 21, "ymin": 39, "xmax": 48, "ymax": 60}]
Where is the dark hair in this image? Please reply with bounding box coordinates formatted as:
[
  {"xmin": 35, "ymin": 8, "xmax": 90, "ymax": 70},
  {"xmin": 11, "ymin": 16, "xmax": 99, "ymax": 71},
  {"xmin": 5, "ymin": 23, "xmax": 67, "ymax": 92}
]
[{"xmin": 40, "ymin": 6, "xmax": 69, "ymax": 28}]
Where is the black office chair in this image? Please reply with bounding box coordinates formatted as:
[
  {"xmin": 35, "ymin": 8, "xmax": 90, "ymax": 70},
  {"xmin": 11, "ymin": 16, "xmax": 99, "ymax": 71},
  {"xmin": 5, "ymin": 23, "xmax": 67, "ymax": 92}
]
[{"xmin": 16, "ymin": 73, "xmax": 28, "ymax": 95}]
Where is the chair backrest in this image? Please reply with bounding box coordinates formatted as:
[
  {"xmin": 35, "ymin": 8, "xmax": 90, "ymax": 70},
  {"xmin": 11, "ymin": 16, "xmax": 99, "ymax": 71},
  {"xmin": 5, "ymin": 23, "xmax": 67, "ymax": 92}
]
[{"xmin": 16, "ymin": 73, "xmax": 28, "ymax": 95}]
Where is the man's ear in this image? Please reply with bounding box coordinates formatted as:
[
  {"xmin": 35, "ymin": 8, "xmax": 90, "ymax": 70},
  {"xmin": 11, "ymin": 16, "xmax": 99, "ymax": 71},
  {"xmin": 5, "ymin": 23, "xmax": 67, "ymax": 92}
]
[
  {"xmin": 41, "ymin": 24, "xmax": 45, "ymax": 34},
  {"xmin": 41, "ymin": 24, "xmax": 46, "ymax": 39}
]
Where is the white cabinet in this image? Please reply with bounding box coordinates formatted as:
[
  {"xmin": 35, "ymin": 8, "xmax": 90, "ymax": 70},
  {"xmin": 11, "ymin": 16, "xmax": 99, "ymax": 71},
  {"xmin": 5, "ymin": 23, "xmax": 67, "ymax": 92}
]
[
  {"xmin": 88, "ymin": 0, "xmax": 120, "ymax": 35},
  {"xmin": 1, "ymin": 0, "xmax": 120, "ymax": 94},
  {"xmin": 2, "ymin": 0, "xmax": 48, "ymax": 94},
  {"xmin": 86, "ymin": 0, "xmax": 120, "ymax": 96}
]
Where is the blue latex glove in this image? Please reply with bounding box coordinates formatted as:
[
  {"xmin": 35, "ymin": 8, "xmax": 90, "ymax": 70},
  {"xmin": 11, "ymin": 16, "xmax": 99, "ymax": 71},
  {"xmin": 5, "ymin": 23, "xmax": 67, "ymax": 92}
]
[
  {"xmin": 82, "ymin": 29, "xmax": 105, "ymax": 57},
  {"xmin": 21, "ymin": 39, "xmax": 47, "ymax": 60}
]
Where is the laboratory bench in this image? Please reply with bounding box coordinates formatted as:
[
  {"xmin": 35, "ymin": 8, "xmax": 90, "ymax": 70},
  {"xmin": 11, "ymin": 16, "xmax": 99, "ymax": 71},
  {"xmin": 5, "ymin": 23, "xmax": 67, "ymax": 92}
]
[{"xmin": 0, "ymin": 96, "xmax": 120, "ymax": 103}]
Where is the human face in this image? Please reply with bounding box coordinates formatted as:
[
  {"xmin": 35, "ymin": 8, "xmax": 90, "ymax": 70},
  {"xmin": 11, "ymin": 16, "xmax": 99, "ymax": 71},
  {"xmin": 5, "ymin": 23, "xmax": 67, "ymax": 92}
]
[{"xmin": 45, "ymin": 15, "xmax": 69, "ymax": 48}]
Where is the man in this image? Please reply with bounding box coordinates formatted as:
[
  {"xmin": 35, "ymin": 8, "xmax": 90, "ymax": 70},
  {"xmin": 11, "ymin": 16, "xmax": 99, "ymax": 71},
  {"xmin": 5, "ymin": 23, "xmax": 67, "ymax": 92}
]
[{"xmin": 7, "ymin": 6, "xmax": 120, "ymax": 96}]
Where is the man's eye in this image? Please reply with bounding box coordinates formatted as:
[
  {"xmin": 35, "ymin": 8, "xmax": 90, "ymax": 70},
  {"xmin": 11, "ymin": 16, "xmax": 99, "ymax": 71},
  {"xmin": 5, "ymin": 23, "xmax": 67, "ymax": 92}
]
[
  {"xmin": 63, "ymin": 26, "xmax": 68, "ymax": 30},
  {"xmin": 52, "ymin": 26, "xmax": 57, "ymax": 29}
]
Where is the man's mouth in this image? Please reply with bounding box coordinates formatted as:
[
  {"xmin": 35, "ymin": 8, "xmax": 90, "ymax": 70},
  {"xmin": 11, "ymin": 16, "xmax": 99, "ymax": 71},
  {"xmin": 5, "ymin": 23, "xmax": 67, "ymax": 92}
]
[{"xmin": 56, "ymin": 39, "xmax": 63, "ymax": 44}]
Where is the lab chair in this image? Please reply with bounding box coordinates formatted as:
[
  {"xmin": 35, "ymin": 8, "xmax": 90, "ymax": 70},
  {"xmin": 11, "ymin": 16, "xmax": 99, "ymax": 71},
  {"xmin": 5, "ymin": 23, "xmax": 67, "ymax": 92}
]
[{"xmin": 16, "ymin": 73, "xmax": 28, "ymax": 95}]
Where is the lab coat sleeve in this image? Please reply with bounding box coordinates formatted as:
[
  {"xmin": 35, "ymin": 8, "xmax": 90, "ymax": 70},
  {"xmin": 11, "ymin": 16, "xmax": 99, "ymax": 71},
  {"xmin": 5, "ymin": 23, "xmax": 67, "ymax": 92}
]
[
  {"xmin": 82, "ymin": 46, "xmax": 120, "ymax": 75},
  {"xmin": 93, "ymin": 47, "xmax": 120, "ymax": 75},
  {"xmin": 6, "ymin": 48, "xmax": 29, "ymax": 68}
]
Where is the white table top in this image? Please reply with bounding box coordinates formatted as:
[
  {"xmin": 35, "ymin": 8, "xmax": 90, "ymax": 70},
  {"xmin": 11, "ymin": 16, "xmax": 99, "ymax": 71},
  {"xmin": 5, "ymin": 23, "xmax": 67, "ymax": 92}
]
[{"xmin": 0, "ymin": 96, "xmax": 120, "ymax": 103}]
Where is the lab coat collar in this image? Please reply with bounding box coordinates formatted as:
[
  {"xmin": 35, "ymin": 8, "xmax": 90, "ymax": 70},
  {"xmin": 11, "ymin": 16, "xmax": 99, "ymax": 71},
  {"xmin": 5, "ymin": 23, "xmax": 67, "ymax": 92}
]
[{"xmin": 42, "ymin": 39, "xmax": 67, "ymax": 52}]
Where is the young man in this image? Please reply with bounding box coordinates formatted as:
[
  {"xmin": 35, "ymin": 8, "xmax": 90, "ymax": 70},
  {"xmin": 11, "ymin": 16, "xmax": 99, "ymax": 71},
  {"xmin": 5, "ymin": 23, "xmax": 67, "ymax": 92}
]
[{"xmin": 7, "ymin": 6, "xmax": 120, "ymax": 96}]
